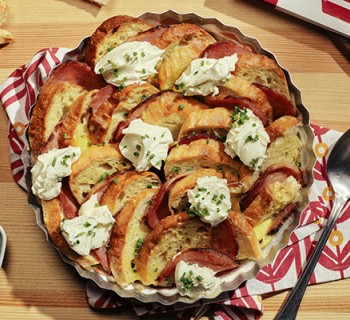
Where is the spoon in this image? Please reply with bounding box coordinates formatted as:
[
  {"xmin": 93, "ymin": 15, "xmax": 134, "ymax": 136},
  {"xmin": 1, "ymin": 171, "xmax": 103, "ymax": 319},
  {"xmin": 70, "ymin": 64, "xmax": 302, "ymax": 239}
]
[
  {"xmin": 0, "ymin": 225, "xmax": 6, "ymax": 267},
  {"xmin": 274, "ymin": 128, "xmax": 350, "ymax": 320}
]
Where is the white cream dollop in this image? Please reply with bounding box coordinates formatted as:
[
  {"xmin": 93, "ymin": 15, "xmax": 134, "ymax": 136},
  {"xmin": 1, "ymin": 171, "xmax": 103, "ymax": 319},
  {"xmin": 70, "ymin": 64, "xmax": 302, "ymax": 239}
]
[
  {"xmin": 31, "ymin": 146, "xmax": 81, "ymax": 200},
  {"xmin": 95, "ymin": 41, "xmax": 165, "ymax": 88},
  {"xmin": 60, "ymin": 194, "xmax": 115, "ymax": 256},
  {"xmin": 120, "ymin": 118, "xmax": 173, "ymax": 171},
  {"xmin": 224, "ymin": 108, "xmax": 270, "ymax": 170},
  {"xmin": 174, "ymin": 54, "xmax": 238, "ymax": 96},
  {"xmin": 187, "ymin": 176, "xmax": 231, "ymax": 226},
  {"xmin": 175, "ymin": 260, "xmax": 221, "ymax": 298}
]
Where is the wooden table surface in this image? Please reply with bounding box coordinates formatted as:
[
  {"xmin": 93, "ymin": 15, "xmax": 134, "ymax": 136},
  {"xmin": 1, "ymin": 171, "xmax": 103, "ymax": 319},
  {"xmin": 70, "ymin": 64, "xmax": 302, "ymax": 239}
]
[{"xmin": 0, "ymin": 0, "xmax": 349, "ymax": 319}]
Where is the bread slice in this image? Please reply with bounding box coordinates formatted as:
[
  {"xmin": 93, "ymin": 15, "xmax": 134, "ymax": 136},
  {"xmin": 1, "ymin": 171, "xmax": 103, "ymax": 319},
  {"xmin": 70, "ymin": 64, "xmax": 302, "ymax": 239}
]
[
  {"xmin": 234, "ymin": 53, "xmax": 290, "ymax": 99},
  {"xmin": 217, "ymin": 75, "xmax": 273, "ymax": 122},
  {"xmin": 85, "ymin": 15, "xmax": 152, "ymax": 68},
  {"xmin": 117, "ymin": 90, "xmax": 209, "ymax": 141},
  {"xmin": 28, "ymin": 82, "xmax": 88, "ymax": 156},
  {"xmin": 178, "ymin": 107, "xmax": 232, "ymax": 139},
  {"xmin": 263, "ymin": 116, "xmax": 302, "ymax": 170},
  {"xmin": 103, "ymin": 83, "xmax": 159, "ymax": 142},
  {"xmin": 41, "ymin": 198, "xmax": 100, "ymax": 271},
  {"xmin": 69, "ymin": 144, "xmax": 132, "ymax": 204},
  {"xmin": 168, "ymin": 168, "xmax": 223, "ymax": 214},
  {"xmin": 229, "ymin": 211, "xmax": 262, "ymax": 260},
  {"xmin": 164, "ymin": 138, "xmax": 241, "ymax": 179},
  {"xmin": 58, "ymin": 90, "xmax": 97, "ymax": 151},
  {"xmin": 100, "ymin": 171, "xmax": 161, "ymax": 215},
  {"xmin": 135, "ymin": 212, "xmax": 212, "ymax": 285},
  {"xmin": 243, "ymin": 175, "xmax": 301, "ymax": 227},
  {"xmin": 157, "ymin": 31, "xmax": 216, "ymax": 90},
  {"xmin": 108, "ymin": 188, "xmax": 158, "ymax": 286}
]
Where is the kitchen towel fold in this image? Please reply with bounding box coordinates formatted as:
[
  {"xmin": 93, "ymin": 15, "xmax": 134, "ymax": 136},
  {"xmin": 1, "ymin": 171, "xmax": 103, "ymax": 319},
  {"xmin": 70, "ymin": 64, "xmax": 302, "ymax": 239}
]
[{"xmin": 1, "ymin": 47, "xmax": 349, "ymax": 320}]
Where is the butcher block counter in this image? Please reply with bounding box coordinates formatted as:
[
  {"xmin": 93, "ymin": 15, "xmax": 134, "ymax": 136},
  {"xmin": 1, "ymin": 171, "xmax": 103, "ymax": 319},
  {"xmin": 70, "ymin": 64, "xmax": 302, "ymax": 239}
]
[{"xmin": 0, "ymin": 0, "xmax": 349, "ymax": 319}]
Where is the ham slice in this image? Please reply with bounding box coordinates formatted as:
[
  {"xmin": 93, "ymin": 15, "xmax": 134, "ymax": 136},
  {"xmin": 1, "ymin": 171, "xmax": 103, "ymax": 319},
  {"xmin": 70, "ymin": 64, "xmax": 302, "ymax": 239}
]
[
  {"xmin": 203, "ymin": 41, "xmax": 252, "ymax": 58},
  {"xmin": 157, "ymin": 248, "xmax": 238, "ymax": 286},
  {"xmin": 254, "ymin": 83, "xmax": 297, "ymax": 119},
  {"xmin": 146, "ymin": 175, "xmax": 186, "ymax": 228},
  {"xmin": 59, "ymin": 179, "xmax": 79, "ymax": 219},
  {"xmin": 91, "ymin": 246, "xmax": 111, "ymax": 273},
  {"xmin": 46, "ymin": 60, "xmax": 106, "ymax": 90},
  {"xmin": 211, "ymin": 218, "xmax": 238, "ymax": 260}
]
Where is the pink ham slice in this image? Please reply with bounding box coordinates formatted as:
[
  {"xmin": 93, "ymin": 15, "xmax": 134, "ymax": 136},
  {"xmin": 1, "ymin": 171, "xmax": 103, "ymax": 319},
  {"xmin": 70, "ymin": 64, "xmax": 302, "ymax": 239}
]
[
  {"xmin": 253, "ymin": 83, "xmax": 297, "ymax": 119},
  {"xmin": 146, "ymin": 174, "xmax": 187, "ymax": 229},
  {"xmin": 203, "ymin": 41, "xmax": 252, "ymax": 58},
  {"xmin": 46, "ymin": 60, "xmax": 106, "ymax": 90},
  {"xmin": 240, "ymin": 163, "xmax": 304, "ymax": 212},
  {"xmin": 157, "ymin": 248, "xmax": 238, "ymax": 286},
  {"xmin": 211, "ymin": 218, "xmax": 238, "ymax": 260},
  {"xmin": 91, "ymin": 246, "xmax": 111, "ymax": 273},
  {"xmin": 60, "ymin": 179, "xmax": 79, "ymax": 219}
]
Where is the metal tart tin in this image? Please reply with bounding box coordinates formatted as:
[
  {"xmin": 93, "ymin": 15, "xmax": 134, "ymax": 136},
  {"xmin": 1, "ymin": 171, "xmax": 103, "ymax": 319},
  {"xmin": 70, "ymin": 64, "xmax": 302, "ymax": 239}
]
[{"xmin": 25, "ymin": 10, "xmax": 316, "ymax": 305}]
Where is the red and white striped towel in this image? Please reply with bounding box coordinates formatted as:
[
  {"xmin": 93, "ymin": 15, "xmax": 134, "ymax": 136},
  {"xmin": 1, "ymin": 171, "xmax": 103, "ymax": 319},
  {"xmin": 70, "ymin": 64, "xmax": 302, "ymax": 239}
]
[{"xmin": 1, "ymin": 47, "xmax": 349, "ymax": 320}]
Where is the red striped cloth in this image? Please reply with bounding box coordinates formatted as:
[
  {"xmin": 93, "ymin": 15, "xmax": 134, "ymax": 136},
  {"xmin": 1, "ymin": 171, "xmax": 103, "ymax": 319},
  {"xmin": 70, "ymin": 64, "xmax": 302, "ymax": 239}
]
[{"xmin": 1, "ymin": 47, "xmax": 349, "ymax": 320}]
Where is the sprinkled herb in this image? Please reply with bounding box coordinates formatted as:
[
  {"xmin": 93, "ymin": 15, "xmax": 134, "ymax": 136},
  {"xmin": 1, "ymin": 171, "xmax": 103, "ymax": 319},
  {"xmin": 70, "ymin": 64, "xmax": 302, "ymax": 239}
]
[
  {"xmin": 52, "ymin": 157, "xmax": 57, "ymax": 167},
  {"xmin": 84, "ymin": 221, "xmax": 92, "ymax": 228},
  {"xmin": 180, "ymin": 271, "xmax": 195, "ymax": 290},
  {"xmin": 75, "ymin": 232, "xmax": 85, "ymax": 238},
  {"xmin": 141, "ymin": 94, "xmax": 147, "ymax": 100},
  {"xmin": 141, "ymin": 52, "xmax": 145, "ymax": 58},
  {"xmin": 136, "ymin": 144, "xmax": 141, "ymax": 151},
  {"xmin": 114, "ymin": 68, "xmax": 119, "ymax": 77},
  {"xmin": 62, "ymin": 133, "xmax": 68, "ymax": 139},
  {"xmin": 249, "ymin": 158, "xmax": 258, "ymax": 168},
  {"xmin": 133, "ymin": 151, "xmax": 140, "ymax": 157},
  {"xmin": 134, "ymin": 238, "xmax": 144, "ymax": 257},
  {"xmin": 178, "ymin": 104, "xmax": 185, "ymax": 110},
  {"xmin": 147, "ymin": 183, "xmax": 153, "ymax": 189},
  {"xmin": 113, "ymin": 178, "xmax": 118, "ymax": 184},
  {"xmin": 98, "ymin": 67, "xmax": 104, "ymax": 74},
  {"xmin": 245, "ymin": 134, "xmax": 259, "ymax": 144},
  {"xmin": 98, "ymin": 172, "xmax": 109, "ymax": 182},
  {"xmin": 166, "ymin": 277, "xmax": 173, "ymax": 287},
  {"xmin": 171, "ymin": 166, "xmax": 181, "ymax": 174}
]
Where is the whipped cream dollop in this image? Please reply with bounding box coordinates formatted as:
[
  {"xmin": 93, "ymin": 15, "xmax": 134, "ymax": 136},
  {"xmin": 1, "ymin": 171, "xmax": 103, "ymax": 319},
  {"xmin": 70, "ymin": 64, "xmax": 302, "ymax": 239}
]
[
  {"xmin": 60, "ymin": 194, "xmax": 115, "ymax": 256},
  {"xmin": 95, "ymin": 41, "xmax": 164, "ymax": 88},
  {"xmin": 120, "ymin": 119, "xmax": 173, "ymax": 171},
  {"xmin": 31, "ymin": 146, "xmax": 81, "ymax": 200},
  {"xmin": 174, "ymin": 54, "xmax": 238, "ymax": 96},
  {"xmin": 224, "ymin": 107, "xmax": 270, "ymax": 170},
  {"xmin": 187, "ymin": 176, "xmax": 231, "ymax": 226},
  {"xmin": 175, "ymin": 260, "xmax": 221, "ymax": 298}
]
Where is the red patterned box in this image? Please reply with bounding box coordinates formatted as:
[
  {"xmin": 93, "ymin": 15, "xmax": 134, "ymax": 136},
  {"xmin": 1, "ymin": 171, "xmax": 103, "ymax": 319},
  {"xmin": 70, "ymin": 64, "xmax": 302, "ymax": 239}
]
[{"xmin": 261, "ymin": 0, "xmax": 350, "ymax": 38}]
